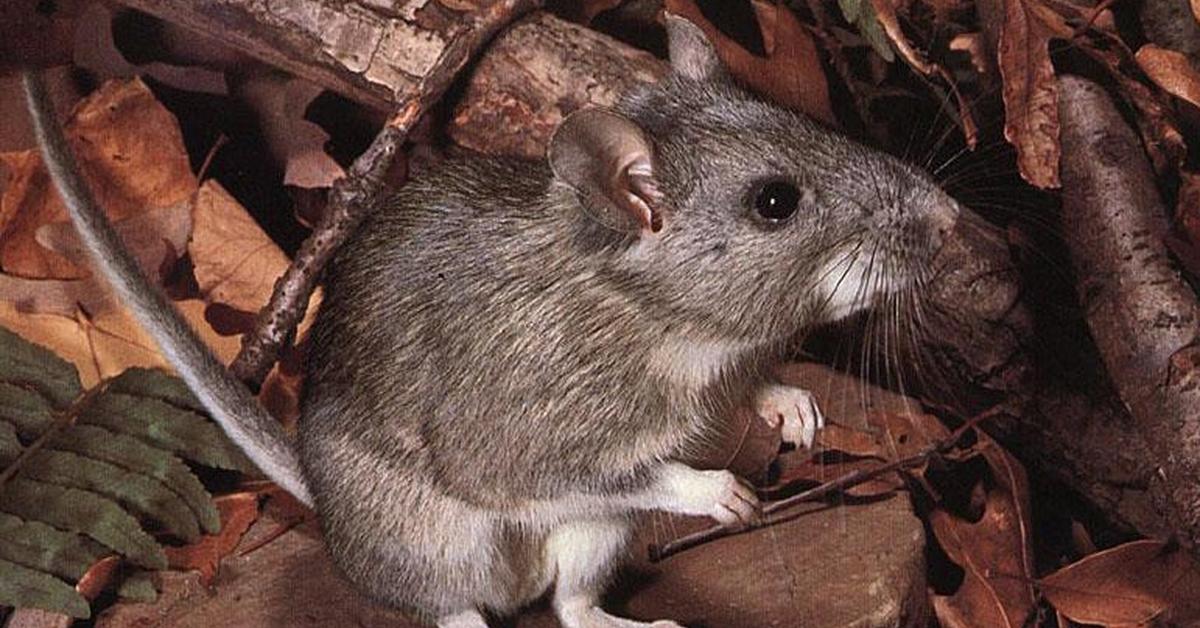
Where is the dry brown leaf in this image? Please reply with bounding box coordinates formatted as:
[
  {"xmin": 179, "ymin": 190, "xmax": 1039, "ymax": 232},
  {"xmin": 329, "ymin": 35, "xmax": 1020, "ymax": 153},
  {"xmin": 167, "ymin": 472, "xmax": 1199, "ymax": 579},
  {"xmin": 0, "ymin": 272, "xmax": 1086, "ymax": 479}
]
[
  {"xmin": 0, "ymin": 202, "xmax": 192, "ymax": 318},
  {"xmin": 190, "ymin": 180, "xmax": 293, "ymax": 314},
  {"xmin": 1193, "ymin": 0, "xmax": 1200, "ymax": 25},
  {"xmin": 237, "ymin": 74, "xmax": 344, "ymax": 189},
  {"xmin": 930, "ymin": 435, "xmax": 1036, "ymax": 628},
  {"xmin": 0, "ymin": 78, "xmax": 196, "ymax": 279},
  {"xmin": 867, "ymin": 0, "xmax": 979, "ymax": 145},
  {"xmin": 579, "ymin": 0, "xmax": 626, "ymax": 23},
  {"xmin": 996, "ymin": 0, "xmax": 1065, "ymax": 189},
  {"xmin": 76, "ymin": 555, "xmax": 122, "ymax": 600},
  {"xmin": 664, "ymin": 0, "xmax": 836, "ymax": 126},
  {"xmin": 1040, "ymin": 539, "xmax": 1200, "ymax": 625},
  {"xmin": 1136, "ymin": 44, "xmax": 1200, "ymax": 110},
  {"xmin": 772, "ymin": 450, "xmax": 902, "ymax": 497},
  {"xmin": 0, "ymin": 299, "xmax": 241, "ymax": 387},
  {"xmin": 165, "ymin": 492, "xmax": 262, "ymax": 585},
  {"xmin": 73, "ymin": 3, "xmax": 228, "ymax": 95},
  {"xmin": 949, "ymin": 33, "xmax": 991, "ymax": 75},
  {"xmin": 815, "ymin": 422, "xmax": 884, "ymax": 457}
]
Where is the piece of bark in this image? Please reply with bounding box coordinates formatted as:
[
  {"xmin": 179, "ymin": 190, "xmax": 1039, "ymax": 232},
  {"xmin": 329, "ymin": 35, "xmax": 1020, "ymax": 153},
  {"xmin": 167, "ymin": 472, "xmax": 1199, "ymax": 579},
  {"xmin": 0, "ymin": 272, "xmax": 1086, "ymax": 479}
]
[
  {"xmin": 113, "ymin": 0, "xmax": 530, "ymax": 110},
  {"xmin": 449, "ymin": 11, "xmax": 667, "ymax": 158},
  {"xmin": 1057, "ymin": 75, "xmax": 1200, "ymax": 553}
]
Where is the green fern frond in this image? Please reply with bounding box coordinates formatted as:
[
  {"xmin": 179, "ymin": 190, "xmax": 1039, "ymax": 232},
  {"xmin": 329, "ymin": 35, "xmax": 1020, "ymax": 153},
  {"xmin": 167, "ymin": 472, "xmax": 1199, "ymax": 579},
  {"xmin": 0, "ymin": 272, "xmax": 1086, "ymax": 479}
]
[{"xmin": 0, "ymin": 327, "xmax": 256, "ymax": 618}]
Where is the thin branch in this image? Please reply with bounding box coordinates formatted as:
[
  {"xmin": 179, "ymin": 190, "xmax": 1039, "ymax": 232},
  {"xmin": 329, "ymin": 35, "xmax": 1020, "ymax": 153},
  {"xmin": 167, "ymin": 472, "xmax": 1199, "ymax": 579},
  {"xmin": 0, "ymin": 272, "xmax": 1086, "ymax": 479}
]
[
  {"xmin": 648, "ymin": 409, "xmax": 999, "ymax": 563},
  {"xmin": 229, "ymin": 0, "xmax": 544, "ymax": 387}
]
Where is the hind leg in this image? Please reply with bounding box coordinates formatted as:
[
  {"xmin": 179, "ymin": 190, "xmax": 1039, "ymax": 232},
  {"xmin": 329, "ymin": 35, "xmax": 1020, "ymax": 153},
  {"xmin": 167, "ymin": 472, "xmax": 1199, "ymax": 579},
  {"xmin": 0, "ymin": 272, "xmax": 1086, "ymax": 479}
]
[{"xmin": 546, "ymin": 518, "xmax": 682, "ymax": 628}]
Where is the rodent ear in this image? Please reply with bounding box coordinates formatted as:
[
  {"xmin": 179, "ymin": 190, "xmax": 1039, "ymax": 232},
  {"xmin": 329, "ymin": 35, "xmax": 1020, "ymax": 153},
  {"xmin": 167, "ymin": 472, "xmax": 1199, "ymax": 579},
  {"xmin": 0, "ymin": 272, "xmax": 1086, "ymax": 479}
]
[
  {"xmin": 548, "ymin": 108, "xmax": 665, "ymax": 235},
  {"xmin": 664, "ymin": 12, "xmax": 723, "ymax": 82}
]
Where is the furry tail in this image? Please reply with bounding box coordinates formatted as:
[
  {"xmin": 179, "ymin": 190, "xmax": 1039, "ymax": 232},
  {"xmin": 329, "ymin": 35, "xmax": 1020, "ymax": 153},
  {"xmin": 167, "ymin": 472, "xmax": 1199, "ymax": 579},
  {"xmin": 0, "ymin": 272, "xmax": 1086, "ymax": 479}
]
[{"xmin": 23, "ymin": 72, "xmax": 313, "ymax": 506}]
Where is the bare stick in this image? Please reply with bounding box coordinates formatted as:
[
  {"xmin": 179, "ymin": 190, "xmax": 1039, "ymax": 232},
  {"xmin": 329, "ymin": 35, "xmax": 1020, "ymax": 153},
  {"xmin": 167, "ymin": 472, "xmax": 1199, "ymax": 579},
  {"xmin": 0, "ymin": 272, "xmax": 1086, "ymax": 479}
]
[
  {"xmin": 1058, "ymin": 75, "xmax": 1200, "ymax": 557},
  {"xmin": 229, "ymin": 0, "xmax": 543, "ymax": 387},
  {"xmin": 648, "ymin": 410, "xmax": 998, "ymax": 562}
]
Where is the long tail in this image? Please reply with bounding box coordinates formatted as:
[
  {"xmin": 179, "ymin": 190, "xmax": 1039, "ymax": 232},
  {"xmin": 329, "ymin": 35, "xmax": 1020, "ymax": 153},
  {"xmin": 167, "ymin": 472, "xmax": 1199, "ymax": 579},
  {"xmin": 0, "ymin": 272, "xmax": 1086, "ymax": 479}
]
[{"xmin": 23, "ymin": 72, "xmax": 313, "ymax": 506}]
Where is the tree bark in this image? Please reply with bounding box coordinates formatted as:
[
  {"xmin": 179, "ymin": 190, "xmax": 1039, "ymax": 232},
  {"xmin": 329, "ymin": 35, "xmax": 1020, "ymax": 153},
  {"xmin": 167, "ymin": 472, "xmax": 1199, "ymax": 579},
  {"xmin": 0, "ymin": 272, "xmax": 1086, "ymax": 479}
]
[{"xmin": 1056, "ymin": 74, "xmax": 1200, "ymax": 553}]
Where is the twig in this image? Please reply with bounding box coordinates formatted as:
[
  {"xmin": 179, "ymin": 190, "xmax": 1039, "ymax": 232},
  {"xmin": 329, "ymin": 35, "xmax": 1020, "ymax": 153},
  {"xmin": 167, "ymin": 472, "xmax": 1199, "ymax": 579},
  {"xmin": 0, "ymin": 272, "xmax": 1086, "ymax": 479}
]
[
  {"xmin": 648, "ymin": 409, "xmax": 1000, "ymax": 562},
  {"xmin": 229, "ymin": 0, "xmax": 544, "ymax": 388}
]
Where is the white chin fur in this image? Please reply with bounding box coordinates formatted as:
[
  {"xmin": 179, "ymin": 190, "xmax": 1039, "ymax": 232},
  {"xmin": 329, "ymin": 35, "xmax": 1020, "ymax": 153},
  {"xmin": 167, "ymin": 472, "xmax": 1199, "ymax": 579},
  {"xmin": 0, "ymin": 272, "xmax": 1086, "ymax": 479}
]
[{"xmin": 814, "ymin": 251, "xmax": 905, "ymax": 321}]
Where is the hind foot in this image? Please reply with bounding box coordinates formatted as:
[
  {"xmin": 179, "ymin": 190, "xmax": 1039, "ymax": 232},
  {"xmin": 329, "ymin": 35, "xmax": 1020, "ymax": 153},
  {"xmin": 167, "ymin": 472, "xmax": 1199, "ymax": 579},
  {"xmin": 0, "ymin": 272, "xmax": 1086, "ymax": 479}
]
[
  {"xmin": 755, "ymin": 383, "xmax": 824, "ymax": 449},
  {"xmin": 557, "ymin": 599, "xmax": 683, "ymax": 628},
  {"xmin": 437, "ymin": 609, "xmax": 489, "ymax": 628}
]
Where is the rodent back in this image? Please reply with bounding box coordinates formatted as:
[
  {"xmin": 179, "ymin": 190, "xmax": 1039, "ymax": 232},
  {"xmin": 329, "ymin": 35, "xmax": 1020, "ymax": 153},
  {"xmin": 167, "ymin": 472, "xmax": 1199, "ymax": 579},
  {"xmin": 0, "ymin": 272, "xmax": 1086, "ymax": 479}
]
[{"xmin": 300, "ymin": 158, "xmax": 711, "ymax": 507}]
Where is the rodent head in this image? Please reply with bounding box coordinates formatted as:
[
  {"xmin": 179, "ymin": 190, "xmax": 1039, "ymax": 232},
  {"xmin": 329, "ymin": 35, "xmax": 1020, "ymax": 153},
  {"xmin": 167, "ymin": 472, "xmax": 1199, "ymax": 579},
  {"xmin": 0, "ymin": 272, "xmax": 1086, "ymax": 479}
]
[{"xmin": 548, "ymin": 14, "xmax": 960, "ymax": 343}]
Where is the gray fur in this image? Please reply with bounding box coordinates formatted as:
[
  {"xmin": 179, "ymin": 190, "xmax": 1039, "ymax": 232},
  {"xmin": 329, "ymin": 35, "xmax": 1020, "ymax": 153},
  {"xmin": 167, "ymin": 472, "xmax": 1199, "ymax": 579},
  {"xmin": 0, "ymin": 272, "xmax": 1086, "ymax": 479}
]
[
  {"xmin": 302, "ymin": 21, "xmax": 957, "ymax": 625},
  {"xmin": 27, "ymin": 14, "xmax": 959, "ymax": 628}
]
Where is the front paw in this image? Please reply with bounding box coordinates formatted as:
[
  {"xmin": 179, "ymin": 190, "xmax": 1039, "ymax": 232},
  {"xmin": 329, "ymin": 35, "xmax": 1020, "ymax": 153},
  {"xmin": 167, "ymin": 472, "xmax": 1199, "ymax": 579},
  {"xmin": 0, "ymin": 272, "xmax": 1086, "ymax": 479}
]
[
  {"xmin": 755, "ymin": 384, "xmax": 825, "ymax": 449},
  {"xmin": 657, "ymin": 465, "xmax": 759, "ymax": 526}
]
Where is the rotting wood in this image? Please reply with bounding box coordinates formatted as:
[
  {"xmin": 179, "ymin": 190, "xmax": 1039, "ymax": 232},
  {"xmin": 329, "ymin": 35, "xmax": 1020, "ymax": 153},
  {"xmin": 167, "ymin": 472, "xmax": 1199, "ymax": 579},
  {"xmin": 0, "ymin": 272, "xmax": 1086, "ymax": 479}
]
[
  {"xmin": 1058, "ymin": 74, "xmax": 1200, "ymax": 555},
  {"xmin": 449, "ymin": 11, "xmax": 666, "ymax": 158},
  {"xmin": 113, "ymin": 0, "xmax": 522, "ymax": 110}
]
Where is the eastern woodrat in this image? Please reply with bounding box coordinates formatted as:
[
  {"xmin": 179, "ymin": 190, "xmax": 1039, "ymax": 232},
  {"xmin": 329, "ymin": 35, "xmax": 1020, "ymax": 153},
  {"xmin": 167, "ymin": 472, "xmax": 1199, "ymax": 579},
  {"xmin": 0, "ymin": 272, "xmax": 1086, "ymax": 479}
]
[{"xmin": 24, "ymin": 13, "xmax": 959, "ymax": 628}]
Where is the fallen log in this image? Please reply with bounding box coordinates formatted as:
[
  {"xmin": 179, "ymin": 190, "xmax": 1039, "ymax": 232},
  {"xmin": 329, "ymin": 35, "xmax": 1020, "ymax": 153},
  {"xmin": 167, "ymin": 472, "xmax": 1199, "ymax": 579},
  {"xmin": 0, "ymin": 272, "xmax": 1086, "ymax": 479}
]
[{"xmin": 1057, "ymin": 74, "xmax": 1200, "ymax": 552}]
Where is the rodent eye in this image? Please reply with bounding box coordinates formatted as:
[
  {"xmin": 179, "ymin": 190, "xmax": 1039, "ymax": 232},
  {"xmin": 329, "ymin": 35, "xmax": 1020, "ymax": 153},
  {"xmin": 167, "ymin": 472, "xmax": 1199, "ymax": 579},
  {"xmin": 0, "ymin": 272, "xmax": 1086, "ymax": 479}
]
[{"xmin": 753, "ymin": 180, "xmax": 801, "ymax": 222}]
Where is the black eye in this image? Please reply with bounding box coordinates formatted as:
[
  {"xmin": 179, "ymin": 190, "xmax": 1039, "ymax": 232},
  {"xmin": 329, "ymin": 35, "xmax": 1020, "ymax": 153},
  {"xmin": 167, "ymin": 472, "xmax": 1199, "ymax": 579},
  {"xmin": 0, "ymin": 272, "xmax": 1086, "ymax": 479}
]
[{"xmin": 753, "ymin": 180, "xmax": 801, "ymax": 222}]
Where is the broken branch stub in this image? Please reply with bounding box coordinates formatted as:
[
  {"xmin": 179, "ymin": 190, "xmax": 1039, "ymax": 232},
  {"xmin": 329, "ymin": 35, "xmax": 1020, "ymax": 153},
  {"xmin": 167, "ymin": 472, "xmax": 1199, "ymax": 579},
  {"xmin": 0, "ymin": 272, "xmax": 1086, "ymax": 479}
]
[{"xmin": 1058, "ymin": 74, "xmax": 1200, "ymax": 555}]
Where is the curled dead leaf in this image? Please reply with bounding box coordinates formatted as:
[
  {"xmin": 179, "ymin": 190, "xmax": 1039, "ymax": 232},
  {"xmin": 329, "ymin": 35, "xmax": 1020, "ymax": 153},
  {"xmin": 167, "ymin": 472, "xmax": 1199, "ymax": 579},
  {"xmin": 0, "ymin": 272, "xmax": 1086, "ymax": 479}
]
[
  {"xmin": 664, "ymin": 0, "xmax": 836, "ymax": 126},
  {"xmin": 1040, "ymin": 539, "xmax": 1200, "ymax": 625},
  {"xmin": 237, "ymin": 74, "xmax": 344, "ymax": 190},
  {"xmin": 0, "ymin": 78, "xmax": 197, "ymax": 279},
  {"xmin": 930, "ymin": 434, "xmax": 1036, "ymax": 628},
  {"xmin": 1136, "ymin": 44, "xmax": 1200, "ymax": 110},
  {"xmin": 164, "ymin": 492, "xmax": 261, "ymax": 585},
  {"xmin": 996, "ymin": 0, "xmax": 1064, "ymax": 189}
]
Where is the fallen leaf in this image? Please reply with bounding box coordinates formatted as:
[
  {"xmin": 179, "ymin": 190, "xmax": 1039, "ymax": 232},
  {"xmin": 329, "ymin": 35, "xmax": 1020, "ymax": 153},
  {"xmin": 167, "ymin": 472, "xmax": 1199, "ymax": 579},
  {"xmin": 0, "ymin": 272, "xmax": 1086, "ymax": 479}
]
[
  {"xmin": 189, "ymin": 180, "xmax": 293, "ymax": 314},
  {"xmin": 664, "ymin": 0, "xmax": 836, "ymax": 126},
  {"xmin": 949, "ymin": 33, "xmax": 991, "ymax": 75},
  {"xmin": 1040, "ymin": 539, "xmax": 1200, "ymax": 625},
  {"xmin": 771, "ymin": 450, "xmax": 902, "ymax": 498},
  {"xmin": 0, "ymin": 78, "xmax": 197, "ymax": 279},
  {"xmin": 579, "ymin": 0, "xmax": 626, "ymax": 23},
  {"xmin": 930, "ymin": 434, "xmax": 1036, "ymax": 628},
  {"xmin": 164, "ymin": 492, "xmax": 262, "ymax": 585},
  {"xmin": 0, "ymin": 202, "xmax": 193, "ymax": 317},
  {"xmin": 0, "ymin": 298, "xmax": 242, "ymax": 387},
  {"xmin": 864, "ymin": 0, "xmax": 978, "ymax": 145},
  {"xmin": 76, "ymin": 556, "xmax": 122, "ymax": 600},
  {"xmin": 815, "ymin": 422, "xmax": 884, "ymax": 457},
  {"xmin": 995, "ymin": 0, "xmax": 1066, "ymax": 189},
  {"xmin": 1136, "ymin": 44, "xmax": 1200, "ymax": 110},
  {"xmin": 237, "ymin": 74, "xmax": 344, "ymax": 189}
]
